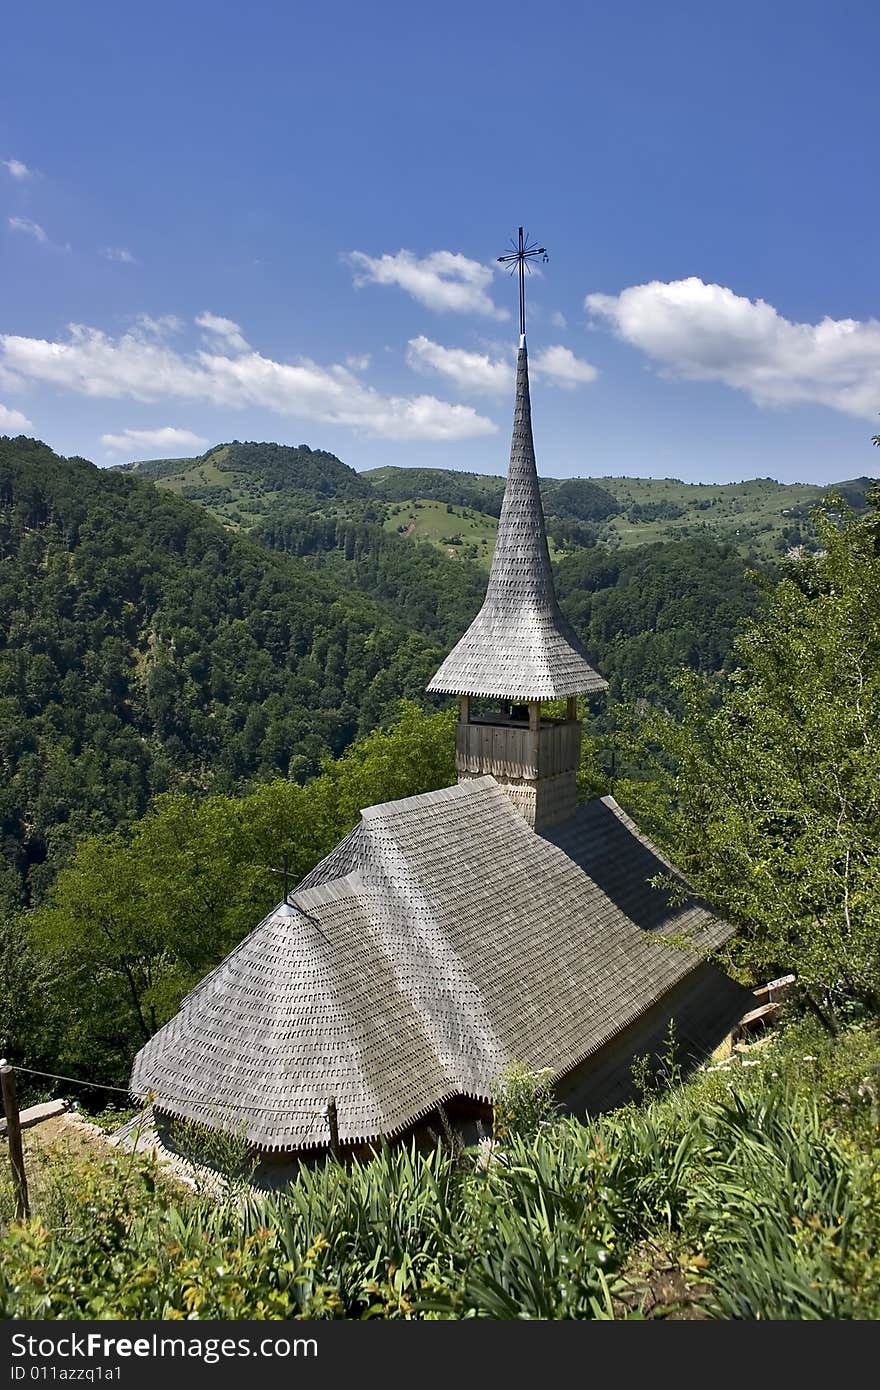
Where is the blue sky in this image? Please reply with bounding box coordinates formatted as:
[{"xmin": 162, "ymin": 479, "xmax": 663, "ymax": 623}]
[{"xmin": 2, "ymin": 0, "xmax": 878, "ymax": 483}]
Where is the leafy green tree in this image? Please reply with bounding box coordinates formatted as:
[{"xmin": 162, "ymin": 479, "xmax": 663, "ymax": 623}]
[
  {"xmin": 24, "ymin": 703, "xmax": 456, "ymax": 1081},
  {"xmin": 620, "ymin": 492, "xmax": 880, "ymax": 1026}
]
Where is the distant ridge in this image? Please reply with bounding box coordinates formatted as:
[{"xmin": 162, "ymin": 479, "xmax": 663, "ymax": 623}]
[{"xmin": 130, "ymin": 441, "xmax": 878, "ymax": 563}]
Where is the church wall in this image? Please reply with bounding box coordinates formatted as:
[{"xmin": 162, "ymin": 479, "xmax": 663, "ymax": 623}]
[{"xmin": 555, "ymin": 962, "xmax": 752, "ymax": 1118}]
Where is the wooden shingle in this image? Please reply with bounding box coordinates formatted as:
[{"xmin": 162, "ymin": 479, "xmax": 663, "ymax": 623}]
[{"xmin": 131, "ymin": 779, "xmax": 735, "ymax": 1151}]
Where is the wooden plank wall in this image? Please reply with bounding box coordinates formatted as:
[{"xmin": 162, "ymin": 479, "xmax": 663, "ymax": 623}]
[{"xmin": 455, "ymin": 720, "xmax": 581, "ymax": 780}]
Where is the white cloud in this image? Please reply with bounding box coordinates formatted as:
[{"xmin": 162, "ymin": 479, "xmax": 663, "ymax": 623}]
[
  {"xmin": 407, "ymin": 336, "xmax": 598, "ymax": 395},
  {"xmin": 2, "ymin": 158, "xmax": 32, "ymax": 180},
  {"xmin": 550, "ymin": 310, "xmax": 567, "ymax": 329},
  {"xmin": 0, "ymin": 364, "xmax": 24, "ymax": 393},
  {"xmin": 0, "ymin": 316, "xmax": 497, "ymax": 442},
  {"xmin": 8, "ymin": 216, "xmax": 69, "ymax": 252},
  {"xmin": 586, "ymin": 276, "xmax": 880, "ymax": 421},
  {"xmin": 101, "ymin": 426, "xmax": 209, "ymax": 455},
  {"xmin": 102, "ymin": 246, "xmax": 138, "ymax": 264},
  {"xmin": 136, "ymin": 314, "xmax": 183, "ymax": 338},
  {"xmin": 345, "ymin": 353, "xmax": 371, "ymax": 372},
  {"xmin": 407, "ymin": 336, "xmax": 511, "ymax": 394},
  {"xmin": 195, "ymin": 310, "xmax": 250, "ymax": 354},
  {"xmin": 347, "ymin": 248, "xmax": 508, "ymax": 319},
  {"xmin": 0, "ymin": 403, "xmax": 33, "ymax": 432},
  {"xmin": 530, "ymin": 344, "xmax": 598, "ymax": 389},
  {"xmin": 8, "ymin": 216, "xmax": 47, "ymax": 244}
]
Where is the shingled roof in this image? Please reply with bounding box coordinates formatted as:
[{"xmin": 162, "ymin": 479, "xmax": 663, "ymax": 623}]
[
  {"xmin": 131, "ymin": 777, "xmax": 736, "ymax": 1151},
  {"xmin": 427, "ymin": 342, "xmax": 607, "ymax": 701}
]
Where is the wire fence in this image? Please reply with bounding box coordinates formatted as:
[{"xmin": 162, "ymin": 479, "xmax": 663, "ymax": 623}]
[
  {"xmin": 2, "ymin": 1062, "xmax": 331, "ymax": 1123},
  {"xmin": 7, "ymin": 1064, "xmax": 134, "ymax": 1096}
]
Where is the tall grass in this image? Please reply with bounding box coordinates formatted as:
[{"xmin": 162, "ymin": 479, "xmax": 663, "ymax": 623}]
[{"xmin": 2, "ymin": 1023, "xmax": 878, "ymax": 1319}]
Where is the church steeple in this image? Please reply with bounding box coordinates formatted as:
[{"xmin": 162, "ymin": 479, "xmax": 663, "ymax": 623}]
[
  {"xmin": 428, "ymin": 228, "xmax": 606, "ymax": 704},
  {"xmin": 427, "ymin": 228, "xmax": 606, "ymax": 830},
  {"xmin": 428, "ymin": 337, "xmax": 606, "ymax": 702}
]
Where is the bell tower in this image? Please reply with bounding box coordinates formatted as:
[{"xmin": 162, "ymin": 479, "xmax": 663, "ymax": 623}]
[{"xmin": 427, "ymin": 230, "xmax": 606, "ymax": 831}]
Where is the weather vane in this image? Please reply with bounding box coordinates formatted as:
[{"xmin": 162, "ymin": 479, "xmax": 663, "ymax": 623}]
[{"xmin": 497, "ymin": 227, "xmax": 548, "ymax": 339}]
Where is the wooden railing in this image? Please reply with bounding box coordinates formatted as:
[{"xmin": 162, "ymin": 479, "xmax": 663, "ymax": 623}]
[{"xmin": 455, "ymin": 718, "xmax": 581, "ymax": 781}]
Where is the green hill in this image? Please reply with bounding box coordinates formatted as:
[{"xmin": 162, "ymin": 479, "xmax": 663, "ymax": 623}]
[
  {"xmin": 554, "ymin": 539, "xmax": 763, "ymax": 702},
  {"xmin": 118, "ymin": 455, "xmax": 199, "ymax": 481},
  {"xmin": 108, "ymin": 441, "xmax": 794, "ymax": 706},
  {"xmin": 365, "ymin": 466, "xmax": 622, "ymax": 526},
  {"xmin": 383, "ymin": 498, "xmax": 499, "ymax": 567},
  {"xmin": 1, "ymin": 436, "xmax": 788, "ymax": 906},
  {"xmin": 364, "ymin": 465, "xmax": 508, "ymax": 514},
  {"xmin": 366, "ymin": 467, "xmax": 845, "ymax": 562},
  {"xmin": 136, "ymin": 446, "xmax": 877, "ymax": 567},
  {"xmin": 0, "ymin": 436, "xmax": 439, "ymax": 903},
  {"xmin": 596, "ymin": 475, "xmax": 825, "ymax": 556},
  {"xmin": 123, "ymin": 440, "xmax": 371, "ymax": 528}
]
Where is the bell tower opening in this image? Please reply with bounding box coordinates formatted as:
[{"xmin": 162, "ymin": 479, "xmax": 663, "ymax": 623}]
[{"xmin": 455, "ymin": 693, "xmax": 582, "ymax": 831}]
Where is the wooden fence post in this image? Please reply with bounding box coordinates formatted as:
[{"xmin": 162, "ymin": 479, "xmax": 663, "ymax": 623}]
[
  {"xmin": 326, "ymin": 1097, "xmax": 340, "ymax": 1160},
  {"xmin": 1, "ymin": 1066, "xmax": 30, "ymax": 1219}
]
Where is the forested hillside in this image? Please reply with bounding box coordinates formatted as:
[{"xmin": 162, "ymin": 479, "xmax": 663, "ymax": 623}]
[
  {"xmin": 1, "ymin": 435, "xmax": 780, "ymax": 914},
  {"xmin": 555, "ymin": 540, "xmax": 763, "ymax": 701},
  {"xmin": 0, "ymin": 437, "xmax": 440, "ymax": 903},
  {"xmin": 124, "ymin": 439, "xmax": 764, "ymax": 693},
  {"xmin": 125, "ymin": 440, "xmax": 372, "ymax": 528},
  {"xmin": 366, "ymin": 465, "xmax": 623, "ymax": 524},
  {"xmin": 3, "ymin": 443, "xmax": 879, "ymax": 1325},
  {"xmin": 256, "ymin": 508, "xmax": 486, "ymax": 646}
]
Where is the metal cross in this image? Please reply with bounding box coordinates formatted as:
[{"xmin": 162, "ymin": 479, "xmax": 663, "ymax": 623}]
[
  {"xmin": 268, "ymin": 859, "xmax": 330, "ymax": 940},
  {"xmin": 268, "ymin": 856, "xmax": 295, "ymax": 906},
  {"xmin": 497, "ymin": 227, "xmax": 548, "ymax": 338}
]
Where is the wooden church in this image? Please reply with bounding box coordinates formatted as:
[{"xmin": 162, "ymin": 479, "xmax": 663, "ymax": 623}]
[{"xmin": 131, "ymin": 243, "xmax": 749, "ymax": 1159}]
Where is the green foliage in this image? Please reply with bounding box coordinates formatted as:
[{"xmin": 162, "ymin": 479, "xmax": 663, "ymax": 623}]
[
  {"xmin": 0, "ymin": 911, "xmax": 59, "ymax": 1069},
  {"xmin": 555, "ymin": 539, "xmax": 764, "ymax": 703},
  {"xmin": 627, "ymin": 500, "xmax": 685, "ymax": 523},
  {"xmin": 257, "ymin": 506, "xmax": 486, "ymax": 644},
  {"xmin": 135, "ymin": 440, "xmax": 372, "ymax": 526},
  {"xmin": 490, "ymin": 1062, "xmax": 559, "ymax": 1144},
  {"xmin": 543, "ymin": 477, "xmax": 622, "ymax": 523},
  {"xmin": 12, "ymin": 702, "xmax": 455, "ymax": 1082},
  {"xmin": 2, "ymin": 1024, "xmax": 878, "ymax": 1319},
  {"xmin": 0, "ymin": 437, "xmax": 441, "ymax": 902},
  {"xmin": 682, "ymin": 1090, "xmax": 866, "ymax": 1318},
  {"xmin": 630, "ymin": 1020, "xmax": 682, "ymax": 1101},
  {"xmin": 599, "ymin": 474, "xmax": 830, "ymax": 558},
  {"xmin": 365, "ymin": 465, "xmax": 508, "ymax": 515},
  {"xmin": 620, "ymin": 492, "xmax": 880, "ymax": 1022},
  {"xmin": 166, "ymin": 1116, "xmax": 258, "ymax": 1198},
  {"xmin": 366, "ymin": 467, "xmax": 860, "ymax": 560},
  {"xmin": 367, "ymin": 467, "xmax": 621, "ymax": 526}
]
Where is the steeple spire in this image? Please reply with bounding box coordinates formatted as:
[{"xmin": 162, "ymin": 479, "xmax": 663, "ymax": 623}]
[{"xmin": 428, "ymin": 231, "xmax": 606, "ymax": 702}]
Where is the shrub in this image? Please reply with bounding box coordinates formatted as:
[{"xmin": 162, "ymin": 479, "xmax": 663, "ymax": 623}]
[{"xmin": 490, "ymin": 1062, "xmax": 559, "ymax": 1144}]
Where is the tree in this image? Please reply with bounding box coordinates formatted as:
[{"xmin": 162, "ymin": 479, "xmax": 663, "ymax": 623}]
[
  {"xmin": 25, "ymin": 703, "xmax": 457, "ymax": 1081},
  {"xmin": 620, "ymin": 490, "xmax": 880, "ymax": 1027}
]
